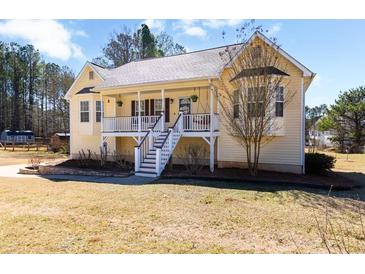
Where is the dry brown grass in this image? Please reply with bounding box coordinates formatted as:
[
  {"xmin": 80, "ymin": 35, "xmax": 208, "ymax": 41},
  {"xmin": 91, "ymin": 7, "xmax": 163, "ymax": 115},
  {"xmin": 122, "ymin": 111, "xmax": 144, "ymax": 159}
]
[
  {"xmin": 0, "ymin": 176, "xmax": 363, "ymax": 253},
  {"xmin": 322, "ymin": 151, "xmax": 365, "ymax": 173},
  {"xmin": 0, "ymin": 149, "xmax": 67, "ymax": 166}
]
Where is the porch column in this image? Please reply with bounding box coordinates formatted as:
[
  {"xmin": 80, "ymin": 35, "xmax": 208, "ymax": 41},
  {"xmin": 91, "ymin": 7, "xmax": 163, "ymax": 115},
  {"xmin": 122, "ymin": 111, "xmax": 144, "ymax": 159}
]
[
  {"xmin": 210, "ymin": 84, "xmax": 214, "ymax": 132},
  {"xmin": 210, "ymin": 137, "xmax": 215, "ymax": 173},
  {"xmin": 161, "ymin": 89, "xmax": 165, "ymax": 131},
  {"xmin": 100, "ymin": 94, "xmax": 104, "ymax": 150},
  {"xmin": 137, "ymin": 91, "xmax": 141, "ymax": 132}
]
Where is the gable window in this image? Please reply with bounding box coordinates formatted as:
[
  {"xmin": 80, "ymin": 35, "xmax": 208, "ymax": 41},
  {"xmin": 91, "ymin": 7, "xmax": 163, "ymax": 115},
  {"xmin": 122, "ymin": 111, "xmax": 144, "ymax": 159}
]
[
  {"xmin": 135, "ymin": 100, "xmax": 145, "ymax": 116},
  {"xmin": 89, "ymin": 71, "xmax": 94, "ymax": 80},
  {"xmin": 248, "ymin": 87, "xmax": 264, "ymax": 117},
  {"xmin": 233, "ymin": 90, "xmax": 239, "ymax": 118},
  {"xmin": 275, "ymin": 87, "xmax": 284, "ymax": 117},
  {"xmin": 154, "ymin": 99, "xmax": 163, "ymax": 116},
  {"xmin": 80, "ymin": 101, "xmax": 89, "ymax": 122},
  {"xmin": 96, "ymin": 101, "xmax": 102, "ymax": 122}
]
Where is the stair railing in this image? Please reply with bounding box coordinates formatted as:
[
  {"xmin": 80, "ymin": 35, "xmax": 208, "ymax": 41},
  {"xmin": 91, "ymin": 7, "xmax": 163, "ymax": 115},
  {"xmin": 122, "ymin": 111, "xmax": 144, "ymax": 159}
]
[
  {"xmin": 155, "ymin": 112, "xmax": 184, "ymax": 175},
  {"xmin": 134, "ymin": 113, "xmax": 164, "ymax": 172}
]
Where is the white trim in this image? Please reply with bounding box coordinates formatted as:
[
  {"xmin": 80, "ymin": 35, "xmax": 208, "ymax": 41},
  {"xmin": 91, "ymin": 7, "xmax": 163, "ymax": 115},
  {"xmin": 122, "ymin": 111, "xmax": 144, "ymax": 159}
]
[
  {"xmin": 94, "ymin": 77, "xmax": 215, "ymax": 92},
  {"xmin": 221, "ymin": 32, "xmax": 314, "ymax": 78},
  {"xmin": 300, "ymin": 77, "xmax": 305, "ymax": 174},
  {"xmin": 64, "ymin": 62, "xmax": 105, "ymax": 100}
]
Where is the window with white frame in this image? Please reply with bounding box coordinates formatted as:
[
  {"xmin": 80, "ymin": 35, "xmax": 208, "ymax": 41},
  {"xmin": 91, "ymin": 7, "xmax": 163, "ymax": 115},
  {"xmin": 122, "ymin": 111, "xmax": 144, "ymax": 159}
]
[
  {"xmin": 247, "ymin": 87, "xmax": 264, "ymax": 117},
  {"xmin": 135, "ymin": 100, "xmax": 145, "ymax": 116},
  {"xmin": 95, "ymin": 101, "xmax": 102, "ymax": 122},
  {"xmin": 154, "ymin": 99, "xmax": 163, "ymax": 115},
  {"xmin": 275, "ymin": 87, "xmax": 284, "ymax": 117},
  {"xmin": 80, "ymin": 101, "xmax": 89, "ymax": 122},
  {"xmin": 233, "ymin": 90, "xmax": 239, "ymax": 118}
]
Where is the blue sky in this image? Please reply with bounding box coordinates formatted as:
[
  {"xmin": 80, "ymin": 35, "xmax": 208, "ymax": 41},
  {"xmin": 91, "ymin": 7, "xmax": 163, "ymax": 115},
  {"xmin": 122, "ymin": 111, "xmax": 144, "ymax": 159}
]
[{"xmin": 0, "ymin": 19, "xmax": 364, "ymax": 107}]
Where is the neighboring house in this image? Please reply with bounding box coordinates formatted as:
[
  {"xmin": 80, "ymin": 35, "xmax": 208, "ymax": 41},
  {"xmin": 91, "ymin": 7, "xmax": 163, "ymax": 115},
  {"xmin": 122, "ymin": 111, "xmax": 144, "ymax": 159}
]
[
  {"xmin": 65, "ymin": 32, "xmax": 315, "ymax": 177},
  {"xmin": 0, "ymin": 130, "xmax": 35, "ymax": 144}
]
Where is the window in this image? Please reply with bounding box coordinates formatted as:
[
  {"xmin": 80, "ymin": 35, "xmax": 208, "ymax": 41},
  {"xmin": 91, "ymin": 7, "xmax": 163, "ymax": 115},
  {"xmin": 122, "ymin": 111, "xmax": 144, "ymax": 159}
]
[
  {"xmin": 135, "ymin": 100, "xmax": 145, "ymax": 116},
  {"xmin": 233, "ymin": 90, "xmax": 239, "ymax": 118},
  {"xmin": 247, "ymin": 87, "xmax": 264, "ymax": 117},
  {"xmin": 89, "ymin": 71, "xmax": 94, "ymax": 80},
  {"xmin": 96, "ymin": 101, "xmax": 102, "ymax": 122},
  {"xmin": 275, "ymin": 87, "xmax": 284, "ymax": 117},
  {"xmin": 80, "ymin": 101, "xmax": 89, "ymax": 122},
  {"xmin": 154, "ymin": 99, "xmax": 163, "ymax": 115}
]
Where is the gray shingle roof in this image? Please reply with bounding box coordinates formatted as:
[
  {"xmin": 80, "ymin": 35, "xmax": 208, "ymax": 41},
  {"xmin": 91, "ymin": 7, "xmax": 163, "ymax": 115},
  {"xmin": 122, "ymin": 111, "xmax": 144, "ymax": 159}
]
[{"xmin": 93, "ymin": 44, "xmax": 242, "ymax": 90}]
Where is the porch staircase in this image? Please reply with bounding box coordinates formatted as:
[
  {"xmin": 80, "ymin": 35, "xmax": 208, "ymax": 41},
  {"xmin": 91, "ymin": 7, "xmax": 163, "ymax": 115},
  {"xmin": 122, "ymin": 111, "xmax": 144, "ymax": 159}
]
[{"xmin": 135, "ymin": 113, "xmax": 183, "ymax": 177}]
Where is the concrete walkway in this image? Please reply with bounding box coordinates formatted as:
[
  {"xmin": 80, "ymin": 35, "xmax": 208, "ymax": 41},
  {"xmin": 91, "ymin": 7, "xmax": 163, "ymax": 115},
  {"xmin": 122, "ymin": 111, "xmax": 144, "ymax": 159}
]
[{"xmin": 0, "ymin": 164, "xmax": 155, "ymax": 185}]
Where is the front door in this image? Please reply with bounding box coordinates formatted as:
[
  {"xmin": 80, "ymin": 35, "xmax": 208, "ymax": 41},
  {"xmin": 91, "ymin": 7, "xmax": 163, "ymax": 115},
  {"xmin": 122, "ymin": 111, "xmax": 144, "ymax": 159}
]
[
  {"xmin": 179, "ymin": 97, "xmax": 191, "ymax": 114},
  {"xmin": 179, "ymin": 97, "xmax": 191, "ymax": 130}
]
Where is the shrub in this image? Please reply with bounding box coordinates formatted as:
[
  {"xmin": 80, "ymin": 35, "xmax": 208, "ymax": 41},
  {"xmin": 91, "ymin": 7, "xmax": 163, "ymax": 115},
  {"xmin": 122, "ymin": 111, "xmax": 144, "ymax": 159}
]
[
  {"xmin": 29, "ymin": 157, "xmax": 41, "ymax": 170},
  {"xmin": 176, "ymin": 144, "xmax": 208, "ymax": 175},
  {"xmin": 305, "ymin": 153, "xmax": 335, "ymax": 175}
]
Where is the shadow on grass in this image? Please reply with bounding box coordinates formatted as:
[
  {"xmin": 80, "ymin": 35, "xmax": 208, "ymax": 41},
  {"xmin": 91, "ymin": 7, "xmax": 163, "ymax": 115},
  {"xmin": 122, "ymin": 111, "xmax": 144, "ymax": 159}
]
[{"xmin": 154, "ymin": 174, "xmax": 365, "ymax": 204}]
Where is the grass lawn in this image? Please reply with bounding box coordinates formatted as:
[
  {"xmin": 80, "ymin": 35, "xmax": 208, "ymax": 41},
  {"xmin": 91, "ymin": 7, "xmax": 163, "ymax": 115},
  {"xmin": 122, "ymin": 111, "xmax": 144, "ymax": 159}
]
[
  {"xmin": 0, "ymin": 147, "xmax": 67, "ymax": 166},
  {"xmin": 0, "ymin": 176, "xmax": 364, "ymax": 253},
  {"xmin": 323, "ymin": 151, "xmax": 365, "ymax": 173}
]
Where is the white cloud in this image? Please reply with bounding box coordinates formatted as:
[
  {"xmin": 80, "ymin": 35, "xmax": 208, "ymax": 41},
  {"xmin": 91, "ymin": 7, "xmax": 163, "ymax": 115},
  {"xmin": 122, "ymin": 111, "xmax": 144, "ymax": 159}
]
[
  {"xmin": 73, "ymin": 30, "xmax": 88, "ymax": 38},
  {"xmin": 202, "ymin": 19, "xmax": 243, "ymax": 29},
  {"xmin": 267, "ymin": 23, "xmax": 282, "ymax": 36},
  {"xmin": 173, "ymin": 20, "xmax": 207, "ymax": 38},
  {"xmin": 142, "ymin": 19, "xmax": 165, "ymax": 32},
  {"xmin": 0, "ymin": 19, "xmax": 85, "ymax": 61}
]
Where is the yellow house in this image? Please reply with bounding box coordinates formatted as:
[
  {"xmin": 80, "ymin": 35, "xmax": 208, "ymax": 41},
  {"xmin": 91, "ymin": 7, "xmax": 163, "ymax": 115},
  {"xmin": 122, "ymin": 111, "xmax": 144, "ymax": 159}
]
[{"xmin": 65, "ymin": 32, "xmax": 315, "ymax": 177}]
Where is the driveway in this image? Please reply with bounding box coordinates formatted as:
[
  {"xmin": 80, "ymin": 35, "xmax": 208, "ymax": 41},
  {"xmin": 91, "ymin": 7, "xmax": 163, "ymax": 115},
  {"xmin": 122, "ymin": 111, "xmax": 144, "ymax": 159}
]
[{"xmin": 0, "ymin": 164, "xmax": 155, "ymax": 185}]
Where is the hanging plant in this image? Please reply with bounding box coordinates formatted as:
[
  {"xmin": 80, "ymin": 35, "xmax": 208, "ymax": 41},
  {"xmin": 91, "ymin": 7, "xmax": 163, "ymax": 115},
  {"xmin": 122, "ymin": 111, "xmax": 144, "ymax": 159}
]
[
  {"xmin": 116, "ymin": 100, "xmax": 123, "ymax": 107},
  {"xmin": 190, "ymin": 94, "xmax": 198, "ymax": 102}
]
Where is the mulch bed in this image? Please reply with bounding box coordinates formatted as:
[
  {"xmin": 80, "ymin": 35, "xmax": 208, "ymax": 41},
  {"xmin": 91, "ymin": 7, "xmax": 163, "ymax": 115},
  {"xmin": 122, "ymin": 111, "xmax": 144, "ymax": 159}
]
[
  {"xmin": 58, "ymin": 159, "xmax": 132, "ymax": 173},
  {"xmin": 161, "ymin": 166, "xmax": 360, "ymax": 190}
]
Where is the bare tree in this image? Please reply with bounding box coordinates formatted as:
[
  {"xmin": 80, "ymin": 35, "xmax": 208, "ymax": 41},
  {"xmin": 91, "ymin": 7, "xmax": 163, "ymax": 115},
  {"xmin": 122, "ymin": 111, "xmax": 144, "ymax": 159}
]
[{"xmin": 216, "ymin": 26, "xmax": 294, "ymax": 176}]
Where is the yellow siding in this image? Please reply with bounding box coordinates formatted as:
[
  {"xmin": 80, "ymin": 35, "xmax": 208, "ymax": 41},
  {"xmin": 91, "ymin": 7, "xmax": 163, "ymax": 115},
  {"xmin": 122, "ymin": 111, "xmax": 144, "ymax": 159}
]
[
  {"xmin": 217, "ymin": 49, "xmax": 305, "ymax": 169},
  {"xmin": 69, "ymin": 65, "xmax": 113, "ymax": 157}
]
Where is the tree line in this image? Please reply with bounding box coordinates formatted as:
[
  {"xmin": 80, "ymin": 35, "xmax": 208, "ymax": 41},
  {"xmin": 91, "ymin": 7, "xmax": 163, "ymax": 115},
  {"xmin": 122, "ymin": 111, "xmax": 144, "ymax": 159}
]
[
  {"xmin": 0, "ymin": 24, "xmax": 186, "ymax": 139},
  {"xmin": 0, "ymin": 42, "xmax": 74, "ymax": 138},
  {"xmin": 93, "ymin": 24, "xmax": 186, "ymax": 68}
]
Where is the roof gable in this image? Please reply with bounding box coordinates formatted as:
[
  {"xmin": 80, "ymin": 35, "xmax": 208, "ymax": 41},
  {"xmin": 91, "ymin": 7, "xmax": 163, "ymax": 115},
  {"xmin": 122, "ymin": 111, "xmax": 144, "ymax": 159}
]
[{"xmin": 64, "ymin": 62, "xmax": 106, "ymax": 100}]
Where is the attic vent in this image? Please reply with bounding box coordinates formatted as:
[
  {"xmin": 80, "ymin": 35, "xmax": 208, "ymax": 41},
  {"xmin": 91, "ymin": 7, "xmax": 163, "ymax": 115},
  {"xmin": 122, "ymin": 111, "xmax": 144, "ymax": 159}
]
[
  {"xmin": 89, "ymin": 71, "xmax": 94, "ymax": 80},
  {"xmin": 252, "ymin": 46, "xmax": 262, "ymax": 59}
]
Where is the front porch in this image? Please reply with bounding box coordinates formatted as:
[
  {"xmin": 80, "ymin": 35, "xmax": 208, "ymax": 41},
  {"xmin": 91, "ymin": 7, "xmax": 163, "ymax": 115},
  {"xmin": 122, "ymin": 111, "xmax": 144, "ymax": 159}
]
[{"xmin": 99, "ymin": 84, "xmax": 219, "ymax": 176}]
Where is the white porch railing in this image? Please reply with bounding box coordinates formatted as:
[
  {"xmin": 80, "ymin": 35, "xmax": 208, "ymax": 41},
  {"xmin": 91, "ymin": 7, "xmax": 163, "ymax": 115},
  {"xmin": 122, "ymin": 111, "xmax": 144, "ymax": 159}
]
[
  {"xmin": 103, "ymin": 113, "xmax": 219, "ymax": 133},
  {"xmin": 155, "ymin": 112, "xmax": 184, "ymax": 175},
  {"xmin": 134, "ymin": 114, "xmax": 164, "ymax": 172},
  {"xmin": 103, "ymin": 115, "xmax": 159, "ymax": 132},
  {"xmin": 183, "ymin": 113, "xmax": 219, "ymax": 131}
]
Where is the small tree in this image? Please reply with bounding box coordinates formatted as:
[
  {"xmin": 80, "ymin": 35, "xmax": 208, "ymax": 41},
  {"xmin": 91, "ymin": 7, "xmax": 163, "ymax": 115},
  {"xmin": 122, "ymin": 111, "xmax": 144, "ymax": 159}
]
[
  {"xmin": 217, "ymin": 24, "xmax": 295, "ymax": 176},
  {"xmin": 319, "ymin": 87, "xmax": 365, "ymax": 153}
]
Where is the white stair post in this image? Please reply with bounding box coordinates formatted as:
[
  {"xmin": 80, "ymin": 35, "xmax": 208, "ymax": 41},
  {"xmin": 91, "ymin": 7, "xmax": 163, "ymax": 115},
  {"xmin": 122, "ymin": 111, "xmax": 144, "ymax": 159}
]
[
  {"xmin": 161, "ymin": 112, "xmax": 165, "ymax": 132},
  {"xmin": 168, "ymin": 129, "xmax": 173, "ymax": 152},
  {"xmin": 155, "ymin": 148, "xmax": 161, "ymax": 175},
  {"xmin": 148, "ymin": 129, "xmax": 153, "ymax": 150},
  {"xmin": 134, "ymin": 147, "xmax": 140, "ymax": 172}
]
